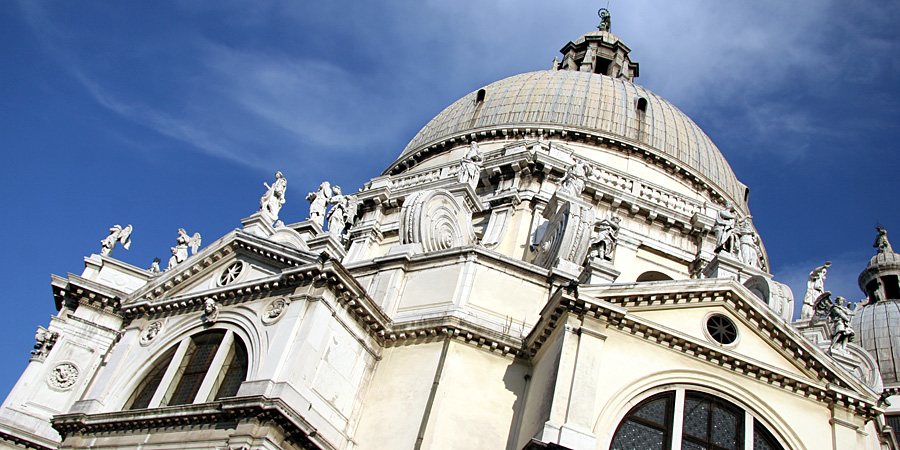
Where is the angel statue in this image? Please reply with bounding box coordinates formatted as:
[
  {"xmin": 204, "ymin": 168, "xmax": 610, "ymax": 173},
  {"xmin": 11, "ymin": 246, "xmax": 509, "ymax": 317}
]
[
  {"xmin": 875, "ymin": 226, "xmax": 893, "ymax": 254},
  {"xmin": 800, "ymin": 261, "xmax": 831, "ymax": 320},
  {"xmin": 100, "ymin": 224, "xmax": 133, "ymax": 256},
  {"xmin": 306, "ymin": 181, "xmax": 332, "ymax": 228},
  {"xmin": 167, "ymin": 228, "xmax": 202, "ymax": 270},
  {"xmin": 713, "ymin": 202, "xmax": 737, "ymax": 253},
  {"xmin": 326, "ymin": 186, "xmax": 360, "ymax": 239},
  {"xmin": 259, "ymin": 171, "xmax": 287, "ymax": 224},
  {"xmin": 813, "ymin": 291, "xmax": 856, "ymax": 355},
  {"xmin": 588, "ymin": 216, "xmax": 621, "ymax": 261},
  {"xmin": 558, "ymin": 159, "xmax": 592, "ymax": 196},
  {"xmin": 458, "ymin": 141, "xmax": 483, "ymax": 185}
]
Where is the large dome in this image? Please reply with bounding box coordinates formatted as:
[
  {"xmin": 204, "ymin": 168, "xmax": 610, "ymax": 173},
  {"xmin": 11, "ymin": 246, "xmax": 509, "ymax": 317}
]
[{"xmin": 395, "ymin": 70, "xmax": 745, "ymax": 205}]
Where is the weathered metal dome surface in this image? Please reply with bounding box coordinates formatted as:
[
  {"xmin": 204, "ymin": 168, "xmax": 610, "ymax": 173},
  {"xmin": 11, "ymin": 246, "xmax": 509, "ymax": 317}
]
[{"xmin": 398, "ymin": 70, "xmax": 745, "ymax": 204}]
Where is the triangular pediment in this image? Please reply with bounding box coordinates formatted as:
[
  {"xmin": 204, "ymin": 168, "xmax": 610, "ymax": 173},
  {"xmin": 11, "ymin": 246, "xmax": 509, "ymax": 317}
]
[{"xmin": 122, "ymin": 230, "xmax": 320, "ymax": 305}]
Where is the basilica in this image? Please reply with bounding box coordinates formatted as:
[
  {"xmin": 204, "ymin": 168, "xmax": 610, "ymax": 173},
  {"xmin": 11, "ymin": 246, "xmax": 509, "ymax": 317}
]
[{"xmin": 1, "ymin": 11, "xmax": 899, "ymax": 450}]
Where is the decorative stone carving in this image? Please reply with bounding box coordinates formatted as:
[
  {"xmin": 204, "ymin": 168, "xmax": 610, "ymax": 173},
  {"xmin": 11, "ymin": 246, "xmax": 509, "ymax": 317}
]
[
  {"xmin": 875, "ymin": 225, "xmax": 893, "ymax": 254},
  {"xmin": 48, "ymin": 363, "xmax": 79, "ymax": 390},
  {"xmin": 259, "ymin": 171, "xmax": 287, "ymax": 224},
  {"xmin": 735, "ymin": 216, "xmax": 762, "ymax": 268},
  {"xmin": 533, "ymin": 199, "xmax": 595, "ymax": 270},
  {"xmin": 813, "ymin": 291, "xmax": 856, "ymax": 355},
  {"xmin": 167, "ymin": 228, "xmax": 201, "ymax": 270},
  {"xmin": 800, "ymin": 261, "xmax": 831, "ymax": 320},
  {"xmin": 326, "ymin": 186, "xmax": 359, "ymax": 239},
  {"xmin": 588, "ymin": 216, "xmax": 620, "ymax": 261},
  {"xmin": 217, "ymin": 261, "xmax": 245, "ymax": 286},
  {"xmin": 306, "ymin": 181, "xmax": 332, "ymax": 228},
  {"xmin": 400, "ymin": 188, "xmax": 474, "ymax": 253},
  {"xmin": 100, "ymin": 224, "xmax": 132, "ymax": 257},
  {"xmin": 458, "ymin": 141, "xmax": 483, "ymax": 185},
  {"xmin": 558, "ymin": 159, "xmax": 592, "ymax": 197},
  {"xmin": 203, "ymin": 298, "xmax": 219, "ymax": 324},
  {"xmin": 713, "ymin": 202, "xmax": 737, "ymax": 254},
  {"xmin": 139, "ymin": 321, "xmax": 163, "ymax": 346},
  {"xmin": 262, "ymin": 297, "xmax": 289, "ymax": 325},
  {"xmin": 31, "ymin": 326, "xmax": 58, "ymax": 361}
]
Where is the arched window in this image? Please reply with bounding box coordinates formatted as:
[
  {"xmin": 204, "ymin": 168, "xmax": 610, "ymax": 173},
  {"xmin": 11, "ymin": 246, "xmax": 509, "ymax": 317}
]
[
  {"xmin": 636, "ymin": 271, "xmax": 674, "ymax": 282},
  {"xmin": 610, "ymin": 389, "xmax": 785, "ymax": 450},
  {"xmin": 126, "ymin": 329, "xmax": 248, "ymax": 410}
]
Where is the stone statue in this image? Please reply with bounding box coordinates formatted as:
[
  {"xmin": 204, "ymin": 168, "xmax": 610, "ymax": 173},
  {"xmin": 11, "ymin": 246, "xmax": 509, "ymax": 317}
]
[
  {"xmin": 588, "ymin": 217, "xmax": 621, "ymax": 261},
  {"xmin": 558, "ymin": 159, "xmax": 592, "ymax": 197},
  {"xmin": 813, "ymin": 291, "xmax": 856, "ymax": 355},
  {"xmin": 597, "ymin": 8, "xmax": 611, "ymax": 32},
  {"xmin": 203, "ymin": 298, "xmax": 219, "ymax": 323},
  {"xmin": 713, "ymin": 202, "xmax": 737, "ymax": 253},
  {"xmin": 100, "ymin": 224, "xmax": 133, "ymax": 256},
  {"xmin": 800, "ymin": 261, "xmax": 831, "ymax": 320},
  {"xmin": 259, "ymin": 171, "xmax": 287, "ymax": 224},
  {"xmin": 167, "ymin": 228, "xmax": 202, "ymax": 270},
  {"xmin": 875, "ymin": 226, "xmax": 893, "ymax": 254},
  {"xmin": 306, "ymin": 181, "xmax": 332, "ymax": 228},
  {"xmin": 735, "ymin": 217, "xmax": 761, "ymax": 268},
  {"xmin": 149, "ymin": 257, "xmax": 161, "ymax": 275},
  {"xmin": 459, "ymin": 141, "xmax": 483, "ymax": 185},
  {"xmin": 31, "ymin": 326, "xmax": 58, "ymax": 360},
  {"xmin": 326, "ymin": 186, "xmax": 359, "ymax": 239}
]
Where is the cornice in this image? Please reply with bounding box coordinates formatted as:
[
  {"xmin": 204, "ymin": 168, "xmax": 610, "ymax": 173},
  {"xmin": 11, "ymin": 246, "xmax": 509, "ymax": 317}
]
[
  {"xmin": 51, "ymin": 396, "xmax": 332, "ymax": 450},
  {"xmin": 52, "ymin": 273, "xmax": 125, "ymax": 314}
]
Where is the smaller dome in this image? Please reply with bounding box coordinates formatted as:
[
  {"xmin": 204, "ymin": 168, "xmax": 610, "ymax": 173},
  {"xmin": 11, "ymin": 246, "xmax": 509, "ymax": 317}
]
[
  {"xmin": 858, "ymin": 227, "xmax": 900, "ymax": 299},
  {"xmin": 852, "ymin": 302, "xmax": 900, "ymax": 386},
  {"xmin": 867, "ymin": 250, "xmax": 900, "ymax": 268}
]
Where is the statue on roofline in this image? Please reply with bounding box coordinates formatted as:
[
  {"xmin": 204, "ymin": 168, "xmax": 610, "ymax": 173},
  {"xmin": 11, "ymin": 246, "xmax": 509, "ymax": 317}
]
[
  {"xmin": 459, "ymin": 141, "xmax": 483, "ymax": 185},
  {"xmin": 875, "ymin": 225, "xmax": 893, "ymax": 254},
  {"xmin": 597, "ymin": 8, "xmax": 611, "ymax": 32},
  {"xmin": 712, "ymin": 202, "xmax": 737, "ymax": 254},
  {"xmin": 326, "ymin": 186, "xmax": 360, "ymax": 239},
  {"xmin": 100, "ymin": 224, "xmax": 133, "ymax": 257},
  {"xmin": 813, "ymin": 291, "xmax": 856, "ymax": 355},
  {"xmin": 588, "ymin": 216, "xmax": 621, "ymax": 261},
  {"xmin": 800, "ymin": 261, "xmax": 831, "ymax": 320},
  {"xmin": 558, "ymin": 159, "xmax": 592, "ymax": 197},
  {"xmin": 259, "ymin": 171, "xmax": 287, "ymax": 225},
  {"xmin": 306, "ymin": 181, "xmax": 332, "ymax": 228},
  {"xmin": 167, "ymin": 228, "xmax": 201, "ymax": 270}
]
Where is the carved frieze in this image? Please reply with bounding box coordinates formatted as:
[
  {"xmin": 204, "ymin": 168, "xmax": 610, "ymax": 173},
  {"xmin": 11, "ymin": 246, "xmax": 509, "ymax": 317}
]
[{"xmin": 399, "ymin": 188, "xmax": 474, "ymax": 252}]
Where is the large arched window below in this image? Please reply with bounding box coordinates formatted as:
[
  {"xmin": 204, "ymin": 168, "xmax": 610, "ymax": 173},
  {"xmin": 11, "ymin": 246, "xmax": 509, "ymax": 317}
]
[
  {"xmin": 610, "ymin": 390, "xmax": 785, "ymax": 450},
  {"xmin": 126, "ymin": 329, "xmax": 248, "ymax": 410}
]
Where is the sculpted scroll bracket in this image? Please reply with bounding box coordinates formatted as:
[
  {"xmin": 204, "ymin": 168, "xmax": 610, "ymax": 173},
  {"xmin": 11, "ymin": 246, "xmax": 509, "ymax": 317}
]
[
  {"xmin": 532, "ymin": 194, "xmax": 595, "ymax": 270},
  {"xmin": 399, "ymin": 188, "xmax": 475, "ymax": 253}
]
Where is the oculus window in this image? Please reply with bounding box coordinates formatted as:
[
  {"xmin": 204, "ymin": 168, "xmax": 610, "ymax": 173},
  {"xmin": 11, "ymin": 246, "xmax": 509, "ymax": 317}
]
[{"xmin": 126, "ymin": 329, "xmax": 248, "ymax": 410}]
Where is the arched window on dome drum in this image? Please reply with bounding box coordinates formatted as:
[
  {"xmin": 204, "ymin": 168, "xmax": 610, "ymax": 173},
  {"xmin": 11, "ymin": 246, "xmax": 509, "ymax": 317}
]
[
  {"xmin": 125, "ymin": 329, "xmax": 248, "ymax": 410},
  {"xmin": 609, "ymin": 390, "xmax": 785, "ymax": 450},
  {"xmin": 636, "ymin": 271, "xmax": 674, "ymax": 282}
]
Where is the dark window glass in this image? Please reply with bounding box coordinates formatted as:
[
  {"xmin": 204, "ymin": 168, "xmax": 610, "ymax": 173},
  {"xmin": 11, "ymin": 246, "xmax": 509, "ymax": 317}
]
[
  {"xmin": 168, "ymin": 331, "xmax": 225, "ymax": 406},
  {"xmin": 127, "ymin": 346, "xmax": 176, "ymax": 410},
  {"xmin": 215, "ymin": 338, "xmax": 248, "ymax": 399},
  {"xmin": 682, "ymin": 392, "xmax": 743, "ymax": 450},
  {"xmin": 610, "ymin": 393, "xmax": 673, "ymax": 450},
  {"xmin": 752, "ymin": 419, "xmax": 785, "ymax": 450}
]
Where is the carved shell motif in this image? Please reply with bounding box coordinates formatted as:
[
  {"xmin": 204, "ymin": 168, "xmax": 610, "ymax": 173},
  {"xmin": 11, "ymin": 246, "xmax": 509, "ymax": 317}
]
[{"xmin": 400, "ymin": 189, "xmax": 474, "ymax": 252}]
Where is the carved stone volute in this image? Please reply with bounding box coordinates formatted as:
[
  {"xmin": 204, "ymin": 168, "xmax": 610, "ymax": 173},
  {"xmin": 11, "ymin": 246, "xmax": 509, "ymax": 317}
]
[{"xmin": 399, "ymin": 188, "xmax": 475, "ymax": 252}]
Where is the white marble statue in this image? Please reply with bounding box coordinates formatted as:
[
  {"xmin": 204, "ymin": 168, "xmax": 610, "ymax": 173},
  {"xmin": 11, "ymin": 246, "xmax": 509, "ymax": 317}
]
[
  {"xmin": 326, "ymin": 186, "xmax": 359, "ymax": 238},
  {"xmin": 589, "ymin": 216, "xmax": 621, "ymax": 261},
  {"xmin": 459, "ymin": 141, "xmax": 483, "ymax": 185},
  {"xmin": 735, "ymin": 217, "xmax": 761, "ymax": 268},
  {"xmin": 100, "ymin": 224, "xmax": 133, "ymax": 256},
  {"xmin": 800, "ymin": 261, "xmax": 831, "ymax": 320},
  {"xmin": 558, "ymin": 159, "xmax": 592, "ymax": 196},
  {"xmin": 149, "ymin": 257, "xmax": 161, "ymax": 275},
  {"xmin": 167, "ymin": 228, "xmax": 202, "ymax": 270},
  {"xmin": 306, "ymin": 181, "xmax": 332, "ymax": 228},
  {"xmin": 713, "ymin": 202, "xmax": 737, "ymax": 253},
  {"xmin": 813, "ymin": 292, "xmax": 856, "ymax": 355},
  {"xmin": 259, "ymin": 171, "xmax": 287, "ymax": 224}
]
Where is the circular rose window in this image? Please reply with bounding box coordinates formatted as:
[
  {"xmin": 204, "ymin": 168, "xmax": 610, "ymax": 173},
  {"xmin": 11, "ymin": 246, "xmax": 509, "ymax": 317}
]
[
  {"xmin": 217, "ymin": 261, "xmax": 245, "ymax": 286},
  {"xmin": 705, "ymin": 314, "xmax": 738, "ymax": 346}
]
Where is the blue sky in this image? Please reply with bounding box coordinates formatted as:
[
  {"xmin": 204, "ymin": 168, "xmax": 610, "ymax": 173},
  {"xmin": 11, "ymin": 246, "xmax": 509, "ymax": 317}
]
[{"xmin": 1, "ymin": 1, "xmax": 898, "ymax": 399}]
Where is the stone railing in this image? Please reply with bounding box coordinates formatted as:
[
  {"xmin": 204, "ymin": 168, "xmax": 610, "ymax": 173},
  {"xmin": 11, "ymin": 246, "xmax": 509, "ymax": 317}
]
[
  {"xmin": 582, "ymin": 160, "xmax": 707, "ymax": 218},
  {"xmin": 388, "ymin": 163, "xmax": 461, "ymax": 190}
]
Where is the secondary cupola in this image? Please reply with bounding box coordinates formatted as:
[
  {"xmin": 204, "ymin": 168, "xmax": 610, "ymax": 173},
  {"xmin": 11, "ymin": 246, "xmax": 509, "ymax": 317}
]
[{"xmin": 556, "ymin": 9, "xmax": 639, "ymax": 81}]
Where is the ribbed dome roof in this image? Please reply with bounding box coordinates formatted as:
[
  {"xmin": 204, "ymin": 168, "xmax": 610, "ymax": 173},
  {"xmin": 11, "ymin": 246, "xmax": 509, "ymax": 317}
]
[
  {"xmin": 397, "ymin": 70, "xmax": 745, "ymax": 204},
  {"xmin": 852, "ymin": 301, "xmax": 900, "ymax": 385}
]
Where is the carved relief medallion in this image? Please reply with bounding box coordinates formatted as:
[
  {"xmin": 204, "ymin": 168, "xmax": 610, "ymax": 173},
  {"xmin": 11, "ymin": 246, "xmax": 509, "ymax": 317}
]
[
  {"xmin": 262, "ymin": 297, "xmax": 289, "ymax": 325},
  {"xmin": 139, "ymin": 320, "xmax": 164, "ymax": 346},
  {"xmin": 48, "ymin": 363, "xmax": 79, "ymax": 390}
]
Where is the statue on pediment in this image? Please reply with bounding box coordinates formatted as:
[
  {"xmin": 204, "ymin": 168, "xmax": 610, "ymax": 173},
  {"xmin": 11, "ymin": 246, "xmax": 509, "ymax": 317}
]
[
  {"xmin": 800, "ymin": 261, "xmax": 831, "ymax": 320},
  {"xmin": 459, "ymin": 141, "xmax": 483, "ymax": 185},
  {"xmin": 306, "ymin": 181, "xmax": 332, "ymax": 228},
  {"xmin": 814, "ymin": 291, "xmax": 856, "ymax": 355},
  {"xmin": 149, "ymin": 257, "xmax": 161, "ymax": 275},
  {"xmin": 558, "ymin": 159, "xmax": 592, "ymax": 197},
  {"xmin": 259, "ymin": 171, "xmax": 287, "ymax": 224},
  {"xmin": 167, "ymin": 228, "xmax": 201, "ymax": 270},
  {"xmin": 713, "ymin": 202, "xmax": 737, "ymax": 253},
  {"xmin": 326, "ymin": 186, "xmax": 359, "ymax": 239},
  {"xmin": 735, "ymin": 216, "xmax": 761, "ymax": 268},
  {"xmin": 100, "ymin": 224, "xmax": 132, "ymax": 257}
]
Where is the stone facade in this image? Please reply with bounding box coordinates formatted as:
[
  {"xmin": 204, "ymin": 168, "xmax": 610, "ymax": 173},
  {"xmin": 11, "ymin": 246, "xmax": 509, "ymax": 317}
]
[{"xmin": 0, "ymin": 16, "xmax": 896, "ymax": 450}]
